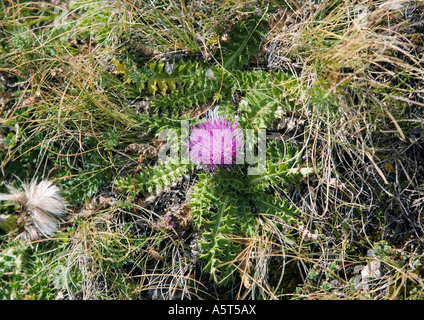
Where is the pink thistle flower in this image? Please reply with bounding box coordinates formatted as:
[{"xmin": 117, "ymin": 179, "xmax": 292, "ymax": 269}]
[{"xmin": 188, "ymin": 108, "xmax": 243, "ymax": 173}]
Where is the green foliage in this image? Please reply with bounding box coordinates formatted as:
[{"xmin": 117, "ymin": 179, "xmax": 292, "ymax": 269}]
[
  {"xmin": 198, "ymin": 196, "xmax": 242, "ymax": 284},
  {"xmin": 115, "ymin": 158, "xmax": 189, "ymax": 197},
  {"xmin": 220, "ymin": 14, "xmax": 266, "ymax": 70},
  {"xmin": 150, "ymin": 61, "xmax": 221, "ymax": 111},
  {"xmin": 0, "ymin": 0, "xmax": 317, "ymax": 298},
  {"xmin": 107, "ymin": 28, "xmax": 311, "ymax": 286},
  {"xmin": 112, "ymin": 58, "xmax": 181, "ymax": 96},
  {"xmin": 308, "ymin": 84, "xmax": 339, "ymax": 116},
  {"xmin": 249, "ymin": 139, "xmax": 311, "ymax": 189},
  {"xmin": 68, "ymin": 0, "xmax": 116, "ymax": 43},
  {"xmin": 190, "ymin": 173, "xmax": 248, "ymax": 284},
  {"xmin": 237, "ymin": 70, "xmax": 298, "ymax": 128},
  {"xmin": 189, "ymin": 154, "xmax": 302, "ymax": 285},
  {"xmin": 0, "ymin": 242, "xmax": 56, "ymax": 300},
  {"xmin": 110, "ymin": 57, "xmax": 222, "ymax": 112},
  {"xmin": 146, "ymin": 60, "xmax": 180, "ymax": 96},
  {"xmin": 8, "ymin": 25, "xmax": 34, "ymax": 52},
  {"xmin": 52, "ymin": 143, "xmax": 116, "ymax": 205}
]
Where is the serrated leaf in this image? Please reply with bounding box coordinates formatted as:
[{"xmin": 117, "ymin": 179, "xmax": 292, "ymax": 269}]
[{"xmin": 221, "ymin": 15, "xmax": 266, "ymax": 70}]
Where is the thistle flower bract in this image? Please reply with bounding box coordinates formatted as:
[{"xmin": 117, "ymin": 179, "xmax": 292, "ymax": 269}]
[
  {"xmin": 0, "ymin": 180, "xmax": 68, "ymax": 241},
  {"xmin": 189, "ymin": 108, "xmax": 243, "ymax": 172}
]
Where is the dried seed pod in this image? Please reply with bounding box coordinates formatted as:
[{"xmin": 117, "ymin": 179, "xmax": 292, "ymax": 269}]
[{"xmin": 0, "ymin": 180, "xmax": 68, "ymax": 241}]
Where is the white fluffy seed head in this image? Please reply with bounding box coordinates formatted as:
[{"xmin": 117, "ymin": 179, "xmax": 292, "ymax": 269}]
[
  {"xmin": 0, "ymin": 185, "xmax": 26, "ymax": 204},
  {"xmin": 23, "ymin": 180, "xmax": 68, "ymax": 217},
  {"xmin": 0, "ymin": 179, "xmax": 68, "ymax": 241}
]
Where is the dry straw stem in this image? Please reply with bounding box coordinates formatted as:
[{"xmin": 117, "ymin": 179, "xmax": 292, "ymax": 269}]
[
  {"xmin": 267, "ymin": 0, "xmax": 424, "ymax": 200},
  {"xmin": 265, "ymin": 0, "xmax": 424, "ymax": 92},
  {"xmin": 263, "ymin": 1, "xmax": 424, "ymax": 300},
  {"xmin": 231, "ymin": 215, "xmax": 302, "ymax": 299}
]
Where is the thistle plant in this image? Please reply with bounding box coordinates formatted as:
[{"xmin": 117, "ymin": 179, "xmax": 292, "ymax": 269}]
[
  {"xmin": 188, "ymin": 108, "xmax": 243, "ymax": 173},
  {"xmin": 2, "ymin": 0, "xmax": 422, "ymax": 301}
]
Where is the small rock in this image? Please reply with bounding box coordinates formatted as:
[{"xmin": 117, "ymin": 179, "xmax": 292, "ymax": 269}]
[
  {"xmin": 353, "ymin": 265, "xmax": 365, "ymax": 274},
  {"xmin": 367, "ymin": 249, "xmax": 376, "ymax": 258},
  {"xmin": 361, "ymin": 259, "xmax": 381, "ymax": 280}
]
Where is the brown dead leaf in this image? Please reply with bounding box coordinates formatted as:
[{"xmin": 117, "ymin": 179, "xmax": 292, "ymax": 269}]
[
  {"xmin": 148, "ymin": 248, "xmax": 164, "ymax": 261},
  {"xmin": 125, "ymin": 143, "xmax": 158, "ymax": 160},
  {"xmin": 173, "ymin": 203, "xmax": 193, "ymax": 229},
  {"xmin": 239, "ymin": 256, "xmax": 252, "ymax": 289}
]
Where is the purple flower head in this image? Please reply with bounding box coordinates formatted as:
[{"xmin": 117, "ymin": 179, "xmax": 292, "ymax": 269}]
[
  {"xmin": 164, "ymin": 214, "xmax": 176, "ymax": 228},
  {"xmin": 188, "ymin": 108, "xmax": 243, "ymax": 173}
]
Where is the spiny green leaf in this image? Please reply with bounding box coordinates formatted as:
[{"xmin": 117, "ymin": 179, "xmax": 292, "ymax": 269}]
[
  {"xmin": 114, "ymin": 158, "xmax": 189, "ymax": 197},
  {"xmin": 221, "ymin": 15, "xmax": 266, "ymax": 70}
]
